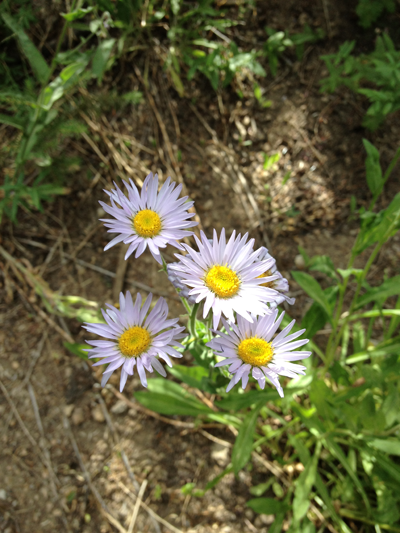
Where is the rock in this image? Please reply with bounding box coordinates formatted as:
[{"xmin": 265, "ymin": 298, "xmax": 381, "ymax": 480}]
[
  {"xmin": 110, "ymin": 400, "xmax": 128, "ymax": 415},
  {"xmin": 211, "ymin": 443, "xmax": 229, "ymax": 466},
  {"xmin": 64, "ymin": 405, "xmax": 74, "ymax": 417},
  {"xmin": 214, "ymin": 506, "xmax": 236, "ymax": 522},
  {"xmin": 255, "ymin": 514, "xmax": 275, "ymax": 527},
  {"xmin": 71, "ymin": 407, "xmax": 85, "ymax": 426},
  {"xmin": 0, "ymin": 489, "xmax": 7, "ymax": 500},
  {"xmin": 91, "ymin": 406, "xmax": 105, "ymax": 423},
  {"xmin": 294, "ymin": 254, "xmax": 306, "ymax": 270}
]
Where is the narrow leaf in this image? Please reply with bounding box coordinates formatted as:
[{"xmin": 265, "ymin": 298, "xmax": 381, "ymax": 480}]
[
  {"xmin": 0, "ymin": 113, "xmax": 24, "ymax": 129},
  {"xmin": 291, "ymin": 271, "xmax": 333, "ymax": 323},
  {"xmin": 232, "ymin": 402, "xmax": 263, "ymax": 475},
  {"xmin": 92, "ymin": 38, "xmax": 115, "ymax": 82},
  {"xmin": 247, "ymin": 498, "xmax": 287, "ymax": 514},
  {"xmin": 363, "ymin": 139, "xmax": 383, "ymax": 197},
  {"xmin": 1, "ymin": 11, "xmax": 50, "ymax": 84},
  {"xmin": 355, "ymin": 275, "xmax": 400, "ymax": 309}
]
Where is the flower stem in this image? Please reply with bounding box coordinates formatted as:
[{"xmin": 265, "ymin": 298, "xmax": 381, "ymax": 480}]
[{"xmin": 189, "ymin": 303, "xmax": 200, "ymax": 338}]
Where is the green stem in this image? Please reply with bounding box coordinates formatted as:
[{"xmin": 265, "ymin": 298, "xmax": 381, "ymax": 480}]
[
  {"xmin": 338, "ymin": 510, "xmax": 400, "ymax": 533},
  {"xmin": 386, "ymin": 295, "xmax": 400, "ymax": 340},
  {"xmin": 189, "ymin": 303, "xmax": 200, "ymax": 338},
  {"xmin": 329, "ymin": 242, "xmax": 382, "ymax": 363},
  {"xmin": 324, "ymin": 250, "xmax": 357, "ymax": 368},
  {"xmin": 46, "ymin": 0, "xmax": 78, "ymax": 84},
  {"xmin": 369, "ymin": 146, "xmax": 400, "ymax": 212}
]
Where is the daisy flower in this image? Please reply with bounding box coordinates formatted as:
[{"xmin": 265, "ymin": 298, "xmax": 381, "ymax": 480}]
[
  {"xmin": 256, "ymin": 247, "xmax": 295, "ymax": 307},
  {"xmin": 172, "ymin": 229, "xmax": 287, "ymax": 329},
  {"xmin": 99, "ymin": 172, "xmax": 197, "ymax": 264},
  {"xmin": 83, "ymin": 291, "xmax": 185, "ymax": 392},
  {"xmin": 207, "ymin": 311, "xmax": 311, "ymax": 396}
]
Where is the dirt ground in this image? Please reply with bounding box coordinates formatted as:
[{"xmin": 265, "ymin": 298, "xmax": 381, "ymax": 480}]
[{"xmin": 1, "ymin": 1, "xmax": 400, "ymax": 532}]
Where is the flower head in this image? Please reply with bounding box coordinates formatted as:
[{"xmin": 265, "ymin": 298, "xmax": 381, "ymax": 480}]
[
  {"xmin": 83, "ymin": 291, "xmax": 185, "ymax": 392},
  {"xmin": 256, "ymin": 247, "xmax": 295, "ymax": 307},
  {"xmin": 172, "ymin": 229, "xmax": 287, "ymax": 328},
  {"xmin": 99, "ymin": 173, "xmax": 197, "ymax": 264},
  {"xmin": 207, "ymin": 311, "xmax": 311, "ymax": 396}
]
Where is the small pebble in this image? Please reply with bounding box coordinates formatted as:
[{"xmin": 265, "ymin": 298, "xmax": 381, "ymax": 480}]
[
  {"xmin": 64, "ymin": 405, "xmax": 74, "ymax": 418},
  {"xmin": 0, "ymin": 489, "xmax": 7, "ymax": 500},
  {"xmin": 91, "ymin": 406, "xmax": 105, "ymax": 423},
  {"xmin": 71, "ymin": 407, "xmax": 85, "ymax": 426},
  {"xmin": 110, "ymin": 400, "xmax": 128, "ymax": 415},
  {"xmin": 294, "ymin": 254, "xmax": 306, "ymax": 269}
]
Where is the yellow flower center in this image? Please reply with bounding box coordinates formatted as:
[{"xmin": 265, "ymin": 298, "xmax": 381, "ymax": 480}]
[
  {"xmin": 118, "ymin": 326, "xmax": 151, "ymax": 357},
  {"xmin": 257, "ymin": 270, "xmax": 276, "ymax": 289},
  {"xmin": 133, "ymin": 209, "xmax": 162, "ymax": 238},
  {"xmin": 238, "ymin": 337, "xmax": 274, "ymax": 367},
  {"xmin": 205, "ymin": 265, "xmax": 240, "ymax": 299}
]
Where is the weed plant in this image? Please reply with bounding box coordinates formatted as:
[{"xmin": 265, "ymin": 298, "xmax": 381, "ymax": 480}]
[
  {"xmin": 69, "ymin": 142, "xmax": 400, "ymax": 533},
  {"xmin": 321, "ymin": 34, "xmax": 400, "ymax": 130}
]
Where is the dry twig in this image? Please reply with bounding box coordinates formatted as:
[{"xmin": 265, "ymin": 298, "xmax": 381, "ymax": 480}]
[
  {"xmin": 118, "ymin": 481, "xmax": 184, "ymax": 533},
  {"xmin": 127, "ymin": 479, "xmax": 148, "ymax": 533}
]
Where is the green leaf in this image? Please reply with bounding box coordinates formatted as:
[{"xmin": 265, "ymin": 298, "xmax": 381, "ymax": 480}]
[
  {"xmin": 232, "ymin": 402, "xmax": 263, "ymax": 475},
  {"xmin": 291, "ymin": 271, "xmax": 333, "ymax": 323},
  {"xmin": 368, "ymin": 439, "xmax": 400, "ymax": 456},
  {"xmin": 41, "ymin": 60, "xmax": 89, "ymax": 110},
  {"xmin": 382, "ymin": 385, "xmax": 400, "ymax": 426},
  {"xmin": 203, "ymin": 465, "xmax": 233, "ymax": 493},
  {"xmin": 290, "ymin": 435, "xmax": 353, "ymax": 533},
  {"xmin": 191, "ymin": 39, "xmax": 220, "ymax": 50},
  {"xmin": 357, "ymin": 193, "xmax": 400, "ymax": 253},
  {"xmin": 374, "ymin": 454, "xmax": 400, "ymax": 484},
  {"xmin": 215, "ymin": 390, "xmax": 278, "ymax": 411},
  {"xmin": 247, "ymin": 497, "xmax": 287, "ymax": 515},
  {"xmin": 171, "ymin": 0, "xmax": 181, "ymax": 15},
  {"xmin": 293, "ymin": 404, "xmax": 371, "ymax": 511},
  {"xmin": 167, "ymin": 365, "xmax": 209, "ymax": 389},
  {"xmin": 269, "ymin": 511, "xmax": 286, "ymax": 533},
  {"xmin": 63, "ymin": 342, "xmax": 88, "ymax": 360},
  {"xmin": 263, "ymin": 152, "xmax": 280, "ymax": 170},
  {"xmin": 293, "ymin": 443, "xmax": 320, "ymax": 523},
  {"xmin": 363, "ymin": 139, "xmax": 383, "ymax": 197},
  {"xmin": 309, "ymin": 255, "xmax": 338, "ymax": 279},
  {"xmin": 309, "ymin": 381, "xmax": 335, "ymax": 423},
  {"xmin": 92, "ymin": 38, "xmax": 115, "ymax": 82},
  {"xmin": 134, "ymin": 378, "xmax": 213, "ymax": 417},
  {"xmin": 301, "ymin": 302, "xmax": 328, "ymax": 339},
  {"xmin": 355, "ymin": 275, "xmax": 400, "ymax": 310},
  {"xmin": 0, "ymin": 113, "xmax": 24, "ymax": 129},
  {"xmin": 249, "ymin": 480, "xmax": 274, "ymax": 496},
  {"xmin": 337, "ymin": 268, "xmax": 363, "ymax": 281},
  {"xmin": 61, "ymin": 6, "xmax": 93, "ymax": 21},
  {"xmin": 1, "ymin": 11, "xmax": 50, "ymax": 84},
  {"xmin": 346, "ymin": 342, "xmax": 400, "ymax": 364},
  {"xmin": 324, "ymin": 435, "xmax": 370, "ymax": 511},
  {"xmin": 188, "ymin": 341, "xmax": 211, "ymax": 369},
  {"xmin": 167, "ymin": 65, "xmax": 185, "ymax": 97},
  {"xmin": 315, "ymin": 474, "xmax": 353, "ymax": 533}
]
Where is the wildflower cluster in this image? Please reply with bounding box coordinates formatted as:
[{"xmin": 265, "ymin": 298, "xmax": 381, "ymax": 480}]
[{"xmin": 84, "ymin": 173, "xmax": 311, "ymax": 394}]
